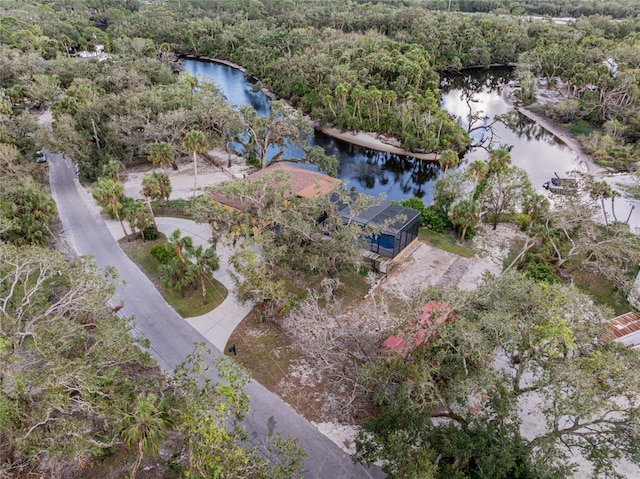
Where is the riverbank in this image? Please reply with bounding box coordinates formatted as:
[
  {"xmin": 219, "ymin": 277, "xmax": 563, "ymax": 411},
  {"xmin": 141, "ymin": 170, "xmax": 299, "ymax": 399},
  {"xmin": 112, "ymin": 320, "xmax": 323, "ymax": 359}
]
[
  {"xmin": 502, "ymin": 84, "xmax": 606, "ymax": 176},
  {"xmin": 319, "ymin": 126, "xmax": 439, "ymax": 161},
  {"xmin": 183, "ymin": 55, "xmax": 439, "ymax": 161},
  {"xmin": 182, "ymin": 54, "xmax": 246, "ymax": 72}
]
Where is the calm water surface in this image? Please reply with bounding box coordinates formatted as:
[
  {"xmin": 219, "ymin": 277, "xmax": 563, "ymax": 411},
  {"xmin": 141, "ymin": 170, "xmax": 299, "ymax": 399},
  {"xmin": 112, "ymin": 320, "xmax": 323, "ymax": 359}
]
[{"xmin": 183, "ymin": 59, "xmax": 582, "ymax": 203}]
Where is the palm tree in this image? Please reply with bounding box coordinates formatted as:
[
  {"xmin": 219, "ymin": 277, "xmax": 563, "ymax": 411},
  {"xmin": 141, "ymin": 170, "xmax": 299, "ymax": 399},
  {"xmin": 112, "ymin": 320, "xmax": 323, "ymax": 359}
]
[
  {"xmin": 148, "ymin": 142, "xmax": 174, "ymax": 171},
  {"xmin": 369, "ymin": 86, "xmax": 382, "ymax": 129},
  {"xmin": 182, "ymin": 130, "xmax": 207, "ymax": 199},
  {"xmin": 186, "ymin": 244, "xmax": 220, "ymax": 302},
  {"xmin": 101, "ymin": 159, "xmax": 125, "ymax": 181},
  {"xmin": 122, "ymin": 197, "xmax": 152, "ymax": 241},
  {"xmin": 335, "ymin": 82, "xmax": 351, "ymax": 111},
  {"xmin": 468, "ymin": 160, "xmax": 489, "ymax": 182},
  {"xmin": 610, "ymin": 188, "xmax": 620, "ymax": 223},
  {"xmin": 590, "ymin": 180, "xmax": 614, "ymax": 232},
  {"xmin": 93, "ymin": 177, "xmax": 129, "ymax": 240},
  {"xmin": 319, "ymin": 88, "xmax": 337, "ymax": 119},
  {"xmin": 449, "ymin": 199, "xmax": 479, "ymax": 243},
  {"xmin": 351, "ymin": 84, "xmax": 366, "ymax": 121},
  {"xmin": 156, "ymin": 171, "xmax": 172, "ymax": 204},
  {"xmin": 488, "ymin": 148, "xmax": 512, "ymax": 174},
  {"xmin": 140, "ymin": 171, "xmax": 172, "ymax": 229},
  {"xmin": 438, "ymin": 149, "xmax": 459, "ymax": 179},
  {"xmin": 119, "ymin": 393, "xmax": 173, "ymax": 479},
  {"xmin": 159, "ymin": 258, "xmax": 194, "ymax": 297},
  {"xmin": 382, "ymin": 89, "xmax": 397, "ymax": 108},
  {"xmin": 168, "ymin": 229, "xmax": 193, "ymax": 263}
]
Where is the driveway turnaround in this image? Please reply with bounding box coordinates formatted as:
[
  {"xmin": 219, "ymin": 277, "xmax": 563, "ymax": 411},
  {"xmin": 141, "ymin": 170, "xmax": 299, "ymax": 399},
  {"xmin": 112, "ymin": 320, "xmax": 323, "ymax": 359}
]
[
  {"xmin": 103, "ymin": 216, "xmax": 253, "ymax": 351},
  {"xmin": 49, "ymin": 152, "xmax": 383, "ymax": 479}
]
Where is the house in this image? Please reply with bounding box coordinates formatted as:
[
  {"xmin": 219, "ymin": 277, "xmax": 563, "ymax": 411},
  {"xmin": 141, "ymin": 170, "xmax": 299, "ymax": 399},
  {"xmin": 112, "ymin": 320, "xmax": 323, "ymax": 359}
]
[
  {"xmin": 213, "ymin": 163, "xmax": 421, "ymax": 261},
  {"xmin": 74, "ymin": 44, "xmax": 109, "ymax": 61},
  {"xmin": 337, "ymin": 199, "xmax": 420, "ymax": 260},
  {"xmin": 606, "ymin": 311, "xmax": 640, "ymax": 349},
  {"xmin": 242, "ymin": 162, "xmax": 343, "ymax": 198}
]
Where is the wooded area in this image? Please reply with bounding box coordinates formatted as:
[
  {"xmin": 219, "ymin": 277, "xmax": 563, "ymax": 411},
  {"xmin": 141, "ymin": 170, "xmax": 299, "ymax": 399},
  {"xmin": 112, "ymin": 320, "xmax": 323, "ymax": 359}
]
[{"xmin": 1, "ymin": 0, "xmax": 640, "ymax": 477}]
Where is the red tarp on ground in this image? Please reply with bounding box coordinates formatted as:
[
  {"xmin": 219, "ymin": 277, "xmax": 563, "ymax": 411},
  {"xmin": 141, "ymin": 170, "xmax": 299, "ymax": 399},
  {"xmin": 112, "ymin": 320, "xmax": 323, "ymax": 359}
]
[{"xmin": 383, "ymin": 301, "xmax": 455, "ymax": 359}]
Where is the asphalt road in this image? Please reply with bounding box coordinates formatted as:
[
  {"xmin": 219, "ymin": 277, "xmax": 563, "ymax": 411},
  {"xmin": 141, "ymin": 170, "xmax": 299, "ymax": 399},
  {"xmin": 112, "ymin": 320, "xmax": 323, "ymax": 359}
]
[{"xmin": 48, "ymin": 152, "xmax": 383, "ymax": 479}]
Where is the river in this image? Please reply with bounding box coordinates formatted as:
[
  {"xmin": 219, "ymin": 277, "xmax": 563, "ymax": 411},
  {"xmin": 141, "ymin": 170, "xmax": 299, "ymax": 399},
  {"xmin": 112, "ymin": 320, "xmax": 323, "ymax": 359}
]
[{"xmin": 182, "ymin": 59, "xmax": 589, "ymax": 203}]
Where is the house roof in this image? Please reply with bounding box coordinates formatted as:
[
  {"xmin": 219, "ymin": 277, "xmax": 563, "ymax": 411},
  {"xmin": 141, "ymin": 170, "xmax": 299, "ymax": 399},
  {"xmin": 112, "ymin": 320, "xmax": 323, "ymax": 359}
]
[
  {"xmin": 338, "ymin": 199, "xmax": 421, "ymax": 235},
  {"xmin": 211, "ymin": 162, "xmax": 342, "ymax": 210},
  {"xmin": 245, "ymin": 163, "xmax": 343, "ymax": 198},
  {"xmin": 606, "ymin": 311, "xmax": 640, "ymax": 348},
  {"xmin": 211, "ymin": 163, "xmax": 420, "ymax": 240}
]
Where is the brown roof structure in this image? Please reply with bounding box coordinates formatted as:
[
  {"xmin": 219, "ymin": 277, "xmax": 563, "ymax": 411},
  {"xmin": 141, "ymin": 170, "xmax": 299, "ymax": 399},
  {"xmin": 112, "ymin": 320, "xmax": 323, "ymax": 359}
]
[
  {"xmin": 211, "ymin": 163, "xmax": 343, "ymax": 210},
  {"xmin": 245, "ymin": 163, "xmax": 343, "ymax": 198},
  {"xmin": 606, "ymin": 311, "xmax": 640, "ymax": 348}
]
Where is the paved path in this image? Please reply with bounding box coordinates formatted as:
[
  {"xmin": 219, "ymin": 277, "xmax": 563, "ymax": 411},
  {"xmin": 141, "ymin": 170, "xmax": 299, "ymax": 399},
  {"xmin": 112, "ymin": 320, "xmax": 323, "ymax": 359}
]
[{"xmin": 49, "ymin": 152, "xmax": 383, "ymax": 479}]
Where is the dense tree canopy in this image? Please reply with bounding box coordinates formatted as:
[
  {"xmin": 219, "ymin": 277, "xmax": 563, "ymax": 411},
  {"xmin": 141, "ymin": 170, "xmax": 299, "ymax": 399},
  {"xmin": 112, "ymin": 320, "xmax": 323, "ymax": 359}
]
[
  {"xmin": 1, "ymin": 1, "xmax": 640, "ymax": 477},
  {"xmin": 3, "ymin": 0, "xmax": 640, "ymax": 166},
  {"xmin": 356, "ymin": 272, "xmax": 640, "ymax": 478},
  {"xmin": 192, "ymin": 169, "xmax": 388, "ymax": 318}
]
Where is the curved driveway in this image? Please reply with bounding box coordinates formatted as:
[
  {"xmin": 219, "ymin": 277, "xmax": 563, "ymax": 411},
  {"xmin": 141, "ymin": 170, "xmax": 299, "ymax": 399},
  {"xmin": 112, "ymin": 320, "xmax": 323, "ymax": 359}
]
[{"xmin": 48, "ymin": 153, "xmax": 383, "ymax": 479}]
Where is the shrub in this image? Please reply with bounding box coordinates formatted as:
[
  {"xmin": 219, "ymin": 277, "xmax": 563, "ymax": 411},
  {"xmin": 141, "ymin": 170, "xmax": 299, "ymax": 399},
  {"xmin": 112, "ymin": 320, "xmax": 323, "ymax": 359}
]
[
  {"xmin": 150, "ymin": 243, "xmax": 177, "ymax": 264},
  {"xmin": 422, "ymin": 204, "xmax": 451, "ymax": 233},
  {"xmin": 143, "ymin": 226, "xmax": 159, "ymax": 241},
  {"xmin": 399, "ymin": 196, "xmax": 428, "ymax": 226},
  {"xmin": 552, "ymin": 99, "xmax": 584, "ymax": 123},
  {"xmin": 520, "ymin": 253, "xmax": 559, "ymax": 284},
  {"xmin": 569, "ymin": 120, "xmax": 593, "ymax": 136},
  {"xmin": 514, "ymin": 213, "xmax": 532, "ymax": 231}
]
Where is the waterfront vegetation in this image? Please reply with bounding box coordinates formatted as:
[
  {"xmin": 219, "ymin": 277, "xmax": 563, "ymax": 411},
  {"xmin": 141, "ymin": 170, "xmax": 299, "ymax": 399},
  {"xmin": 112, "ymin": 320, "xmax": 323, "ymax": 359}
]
[
  {"xmin": 3, "ymin": 0, "xmax": 640, "ymax": 176},
  {"xmin": 2, "ymin": 0, "xmax": 640, "ymax": 477}
]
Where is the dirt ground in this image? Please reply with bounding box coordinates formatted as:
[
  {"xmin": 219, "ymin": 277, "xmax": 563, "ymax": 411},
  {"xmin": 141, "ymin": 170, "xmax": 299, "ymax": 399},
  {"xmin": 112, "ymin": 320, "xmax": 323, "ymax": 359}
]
[
  {"xmin": 383, "ymin": 223, "xmax": 526, "ymax": 297},
  {"xmin": 121, "ymin": 148, "xmax": 250, "ymax": 200}
]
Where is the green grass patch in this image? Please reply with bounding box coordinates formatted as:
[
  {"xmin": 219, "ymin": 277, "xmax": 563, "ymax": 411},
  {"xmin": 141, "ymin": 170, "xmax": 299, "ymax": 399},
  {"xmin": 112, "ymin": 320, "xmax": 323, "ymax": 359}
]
[
  {"xmin": 568, "ymin": 120, "xmax": 593, "ymax": 137},
  {"xmin": 570, "ymin": 267, "xmax": 632, "ymax": 316},
  {"xmin": 419, "ymin": 228, "xmax": 475, "ymax": 258},
  {"xmin": 119, "ymin": 235, "xmax": 227, "ymax": 317},
  {"xmin": 337, "ymin": 269, "xmax": 374, "ymax": 305}
]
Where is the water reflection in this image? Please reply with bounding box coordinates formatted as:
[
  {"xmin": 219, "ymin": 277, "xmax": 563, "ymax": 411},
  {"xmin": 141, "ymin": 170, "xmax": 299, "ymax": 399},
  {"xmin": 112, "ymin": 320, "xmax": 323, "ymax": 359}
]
[
  {"xmin": 183, "ymin": 59, "xmax": 581, "ymax": 202},
  {"xmin": 441, "ymin": 68, "xmax": 581, "ymax": 189},
  {"xmin": 185, "ymin": 59, "xmax": 270, "ymax": 115},
  {"xmin": 312, "ymin": 131, "xmax": 440, "ymax": 201}
]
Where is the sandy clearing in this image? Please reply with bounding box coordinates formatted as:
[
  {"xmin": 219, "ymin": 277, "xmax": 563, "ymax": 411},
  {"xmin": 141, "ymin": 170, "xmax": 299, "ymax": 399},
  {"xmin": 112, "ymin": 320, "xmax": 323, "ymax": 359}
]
[
  {"xmin": 319, "ymin": 126, "xmax": 439, "ymax": 161},
  {"xmin": 383, "ymin": 223, "xmax": 527, "ymax": 298},
  {"xmin": 121, "ymin": 148, "xmax": 251, "ymax": 200}
]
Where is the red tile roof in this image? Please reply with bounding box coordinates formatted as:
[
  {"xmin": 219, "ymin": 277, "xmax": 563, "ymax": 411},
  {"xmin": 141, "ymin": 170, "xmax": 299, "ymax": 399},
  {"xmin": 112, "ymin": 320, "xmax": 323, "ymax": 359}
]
[
  {"xmin": 606, "ymin": 312, "xmax": 640, "ymax": 348},
  {"xmin": 382, "ymin": 301, "xmax": 456, "ymax": 359}
]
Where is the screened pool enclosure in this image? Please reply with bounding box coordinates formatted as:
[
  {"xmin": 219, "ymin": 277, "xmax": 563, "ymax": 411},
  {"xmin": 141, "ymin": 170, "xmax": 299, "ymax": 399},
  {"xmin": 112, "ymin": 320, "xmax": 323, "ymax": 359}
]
[{"xmin": 339, "ymin": 201, "xmax": 421, "ymax": 259}]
